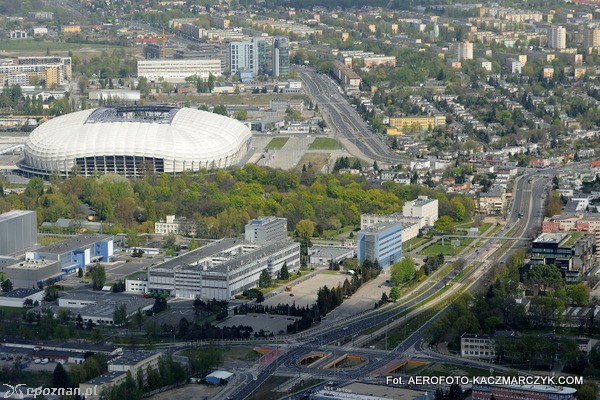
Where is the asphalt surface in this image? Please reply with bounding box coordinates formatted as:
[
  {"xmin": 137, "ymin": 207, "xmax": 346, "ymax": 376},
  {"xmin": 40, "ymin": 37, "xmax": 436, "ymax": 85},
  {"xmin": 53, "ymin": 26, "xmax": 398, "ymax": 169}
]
[
  {"xmin": 298, "ymin": 67, "xmax": 409, "ymax": 167},
  {"xmin": 223, "ymin": 169, "xmax": 552, "ymax": 399}
]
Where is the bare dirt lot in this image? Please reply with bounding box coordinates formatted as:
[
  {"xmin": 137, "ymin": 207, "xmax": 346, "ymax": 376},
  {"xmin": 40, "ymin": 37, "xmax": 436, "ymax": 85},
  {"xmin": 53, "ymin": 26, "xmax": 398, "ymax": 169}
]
[{"xmin": 262, "ymin": 271, "xmax": 350, "ymax": 308}]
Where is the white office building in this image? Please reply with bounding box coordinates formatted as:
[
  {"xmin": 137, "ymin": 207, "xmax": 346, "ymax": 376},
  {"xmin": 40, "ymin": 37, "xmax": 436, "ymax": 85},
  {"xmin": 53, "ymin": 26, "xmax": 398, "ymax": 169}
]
[
  {"xmin": 402, "ymin": 196, "xmax": 439, "ymax": 227},
  {"xmin": 229, "ymin": 37, "xmax": 266, "ymax": 76},
  {"xmin": 244, "ymin": 216, "xmax": 287, "ymax": 244},
  {"xmin": 154, "ymin": 215, "xmax": 196, "ymax": 236},
  {"xmin": 148, "ymin": 238, "xmax": 300, "ymax": 300},
  {"xmin": 137, "ymin": 59, "xmax": 222, "ymax": 82}
]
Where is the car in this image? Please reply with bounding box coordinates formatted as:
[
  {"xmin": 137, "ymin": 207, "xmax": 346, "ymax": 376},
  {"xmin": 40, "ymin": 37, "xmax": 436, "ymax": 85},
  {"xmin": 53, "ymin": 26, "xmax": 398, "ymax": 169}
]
[
  {"xmin": 41, "ymin": 358, "xmax": 49, "ymax": 364},
  {"xmin": 33, "ymin": 358, "xmax": 41, "ymax": 364},
  {"xmin": 289, "ymin": 293, "xmax": 294, "ymax": 297}
]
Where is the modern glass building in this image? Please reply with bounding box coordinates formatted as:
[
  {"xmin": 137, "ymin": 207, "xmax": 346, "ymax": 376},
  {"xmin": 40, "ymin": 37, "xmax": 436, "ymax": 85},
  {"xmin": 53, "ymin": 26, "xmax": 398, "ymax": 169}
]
[
  {"xmin": 272, "ymin": 36, "xmax": 290, "ymax": 77},
  {"xmin": 357, "ymin": 222, "xmax": 403, "ymax": 268}
]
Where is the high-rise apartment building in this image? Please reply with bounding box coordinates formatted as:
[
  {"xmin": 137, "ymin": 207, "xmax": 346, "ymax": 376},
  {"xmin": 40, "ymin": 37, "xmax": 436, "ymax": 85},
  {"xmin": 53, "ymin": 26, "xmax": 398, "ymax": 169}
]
[
  {"xmin": 456, "ymin": 41, "xmax": 474, "ymax": 60},
  {"xmin": 548, "ymin": 25, "xmax": 566, "ymax": 49},
  {"xmin": 229, "ymin": 37, "xmax": 266, "ymax": 76}
]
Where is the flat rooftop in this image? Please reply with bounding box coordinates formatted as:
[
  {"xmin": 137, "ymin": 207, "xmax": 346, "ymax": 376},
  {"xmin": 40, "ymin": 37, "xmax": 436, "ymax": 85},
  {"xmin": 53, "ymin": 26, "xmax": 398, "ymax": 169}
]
[
  {"xmin": 37, "ymin": 234, "xmax": 111, "ymax": 254},
  {"xmin": 10, "ymin": 259, "xmax": 59, "ymax": 270},
  {"xmin": 340, "ymin": 383, "xmax": 428, "ymax": 400},
  {"xmin": 309, "ymin": 246, "xmax": 355, "ymax": 259},
  {"xmin": 359, "ymin": 221, "xmax": 402, "ymax": 234},
  {"xmin": 3, "ymin": 288, "xmax": 42, "ymax": 298},
  {"xmin": 109, "ymin": 351, "xmax": 161, "ymax": 367},
  {"xmin": 152, "ymin": 239, "xmax": 298, "ymax": 275},
  {"xmin": 78, "ymin": 296, "xmax": 154, "ymax": 319},
  {"xmin": 0, "ymin": 210, "xmax": 35, "ymax": 223},
  {"xmin": 85, "ymin": 370, "xmax": 126, "ymax": 385},
  {"xmin": 533, "ymin": 232, "xmax": 569, "ymax": 244}
]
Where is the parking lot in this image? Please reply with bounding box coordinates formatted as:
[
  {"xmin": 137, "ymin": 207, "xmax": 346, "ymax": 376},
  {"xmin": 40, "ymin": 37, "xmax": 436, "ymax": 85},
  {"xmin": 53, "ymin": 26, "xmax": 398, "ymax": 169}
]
[{"xmin": 262, "ymin": 271, "xmax": 351, "ymax": 308}]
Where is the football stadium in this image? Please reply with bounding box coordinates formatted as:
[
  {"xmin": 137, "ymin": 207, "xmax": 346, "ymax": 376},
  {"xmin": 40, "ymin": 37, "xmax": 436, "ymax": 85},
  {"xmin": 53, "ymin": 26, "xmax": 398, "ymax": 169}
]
[{"xmin": 19, "ymin": 105, "xmax": 252, "ymax": 177}]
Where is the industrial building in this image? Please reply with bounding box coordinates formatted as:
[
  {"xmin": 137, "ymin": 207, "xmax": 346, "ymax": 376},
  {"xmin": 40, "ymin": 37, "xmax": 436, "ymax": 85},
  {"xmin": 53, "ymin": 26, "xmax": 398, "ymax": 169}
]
[
  {"xmin": 530, "ymin": 232, "xmax": 596, "ymax": 282},
  {"xmin": 357, "ymin": 222, "xmax": 403, "ymax": 268},
  {"xmin": 19, "ymin": 106, "xmax": 252, "ymax": 178},
  {"xmin": 137, "ymin": 59, "xmax": 222, "ymax": 82},
  {"xmin": 148, "ymin": 238, "xmax": 300, "ymax": 300},
  {"xmin": 244, "ymin": 217, "xmax": 288, "ymax": 244},
  {"xmin": 0, "ymin": 210, "xmax": 37, "ymax": 256},
  {"xmin": 309, "ymin": 246, "xmax": 355, "ymax": 267},
  {"xmin": 57, "ymin": 291, "xmax": 155, "ymax": 325}
]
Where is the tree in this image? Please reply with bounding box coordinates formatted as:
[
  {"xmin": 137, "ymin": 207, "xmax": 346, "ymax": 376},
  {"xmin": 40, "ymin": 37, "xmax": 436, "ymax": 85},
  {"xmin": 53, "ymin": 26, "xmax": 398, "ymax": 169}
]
[
  {"xmin": 259, "ymin": 269, "xmax": 272, "ymax": 288},
  {"xmin": 296, "ymin": 219, "xmax": 315, "ymax": 239},
  {"xmin": 434, "ymin": 215, "xmax": 455, "ymax": 234},
  {"xmin": 279, "ymin": 262, "xmax": 290, "ymax": 280},
  {"xmin": 234, "ymin": 110, "xmax": 248, "ymax": 120},
  {"xmin": 91, "ymin": 264, "xmax": 106, "ymax": 290},
  {"xmin": 577, "ymin": 382, "xmax": 599, "ymax": 400},
  {"xmin": 389, "ymin": 286, "xmax": 401, "ymax": 302},
  {"xmin": 52, "ymin": 363, "xmax": 70, "ymax": 389},
  {"xmin": 1, "ymin": 279, "xmax": 12, "ymax": 292},
  {"xmin": 566, "ymin": 283, "xmax": 589, "ymax": 306},
  {"xmin": 391, "ymin": 257, "xmax": 416, "ymax": 285},
  {"xmin": 256, "ymin": 292, "xmax": 265, "ymax": 304},
  {"xmin": 77, "ymin": 268, "xmax": 83, "ymax": 278},
  {"xmin": 113, "ymin": 304, "xmax": 127, "ymax": 326}
]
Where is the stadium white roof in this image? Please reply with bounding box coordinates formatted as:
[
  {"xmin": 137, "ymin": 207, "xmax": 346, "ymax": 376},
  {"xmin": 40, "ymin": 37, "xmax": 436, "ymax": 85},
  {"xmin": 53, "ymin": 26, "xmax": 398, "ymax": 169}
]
[{"xmin": 21, "ymin": 106, "xmax": 251, "ymax": 176}]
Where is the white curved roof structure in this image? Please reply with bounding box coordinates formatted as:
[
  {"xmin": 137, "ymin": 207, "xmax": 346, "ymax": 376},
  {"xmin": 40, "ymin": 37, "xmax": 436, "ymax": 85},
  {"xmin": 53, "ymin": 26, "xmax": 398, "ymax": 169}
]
[{"xmin": 20, "ymin": 106, "xmax": 252, "ymax": 177}]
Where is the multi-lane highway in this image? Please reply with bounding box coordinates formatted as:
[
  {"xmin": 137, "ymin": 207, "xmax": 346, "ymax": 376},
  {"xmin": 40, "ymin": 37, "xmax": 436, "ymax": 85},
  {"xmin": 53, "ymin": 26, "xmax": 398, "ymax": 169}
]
[
  {"xmin": 221, "ymin": 169, "xmax": 550, "ymax": 399},
  {"xmin": 299, "ymin": 68, "xmax": 409, "ymax": 167}
]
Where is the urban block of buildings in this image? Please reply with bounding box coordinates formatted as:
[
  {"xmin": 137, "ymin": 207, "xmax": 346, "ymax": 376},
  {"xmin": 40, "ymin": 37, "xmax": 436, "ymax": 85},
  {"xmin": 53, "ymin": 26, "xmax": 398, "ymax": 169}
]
[
  {"xmin": 137, "ymin": 59, "xmax": 222, "ymax": 82},
  {"xmin": 530, "ymin": 232, "xmax": 595, "ymax": 282},
  {"xmin": 0, "ymin": 56, "xmax": 72, "ymax": 86}
]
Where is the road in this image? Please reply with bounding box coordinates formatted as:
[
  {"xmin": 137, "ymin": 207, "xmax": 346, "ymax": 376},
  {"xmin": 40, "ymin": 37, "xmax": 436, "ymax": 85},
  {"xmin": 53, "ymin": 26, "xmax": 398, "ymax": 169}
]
[{"xmin": 298, "ymin": 67, "xmax": 409, "ymax": 168}]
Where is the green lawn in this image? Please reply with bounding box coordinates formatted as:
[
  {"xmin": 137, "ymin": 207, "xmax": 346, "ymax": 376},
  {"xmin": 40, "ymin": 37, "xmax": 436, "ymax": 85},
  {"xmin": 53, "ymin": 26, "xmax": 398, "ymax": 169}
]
[
  {"xmin": 478, "ymin": 222, "xmax": 493, "ymax": 233},
  {"xmin": 265, "ymin": 137, "xmax": 289, "ymax": 150},
  {"xmin": 0, "ymin": 39, "xmax": 125, "ymax": 52},
  {"xmin": 403, "ymin": 237, "xmax": 431, "ymax": 252},
  {"xmin": 418, "ymin": 238, "xmax": 475, "ymax": 256},
  {"xmin": 308, "ymin": 137, "xmax": 342, "ymax": 150}
]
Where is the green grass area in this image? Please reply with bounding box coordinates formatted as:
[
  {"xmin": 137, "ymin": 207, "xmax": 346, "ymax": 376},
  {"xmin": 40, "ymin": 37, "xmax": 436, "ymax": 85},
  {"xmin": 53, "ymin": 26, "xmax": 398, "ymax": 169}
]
[
  {"xmin": 562, "ymin": 232, "xmax": 584, "ymax": 247},
  {"xmin": 488, "ymin": 223, "xmax": 503, "ymax": 236},
  {"xmin": 248, "ymin": 375, "xmax": 291, "ymax": 400},
  {"xmin": 0, "ymin": 39, "xmax": 125, "ymax": 53},
  {"xmin": 178, "ymin": 93, "xmax": 303, "ymax": 106},
  {"xmin": 265, "ymin": 137, "xmax": 290, "ymax": 150},
  {"xmin": 0, "ymin": 305, "xmax": 25, "ymax": 319},
  {"xmin": 418, "ymin": 238, "xmax": 475, "ymax": 257},
  {"xmin": 320, "ymin": 270, "xmax": 343, "ymax": 275},
  {"xmin": 403, "ymin": 236, "xmax": 431, "ymax": 252},
  {"xmin": 366, "ymin": 308, "xmax": 439, "ymax": 350},
  {"xmin": 252, "ymin": 270, "xmax": 313, "ymax": 295},
  {"xmin": 336, "ymin": 356, "xmax": 365, "ymax": 368},
  {"xmin": 308, "ymin": 137, "xmax": 342, "ymax": 150},
  {"xmin": 478, "ymin": 222, "xmax": 493, "ymax": 233}
]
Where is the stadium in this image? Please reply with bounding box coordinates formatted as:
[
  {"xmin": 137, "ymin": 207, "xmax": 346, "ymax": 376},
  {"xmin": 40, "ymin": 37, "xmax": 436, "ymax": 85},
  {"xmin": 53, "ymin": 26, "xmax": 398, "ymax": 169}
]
[{"xmin": 19, "ymin": 105, "xmax": 252, "ymax": 178}]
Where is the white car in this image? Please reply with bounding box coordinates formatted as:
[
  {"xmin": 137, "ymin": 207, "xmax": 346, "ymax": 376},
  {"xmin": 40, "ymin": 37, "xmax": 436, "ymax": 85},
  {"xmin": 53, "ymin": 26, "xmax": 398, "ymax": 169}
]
[
  {"xmin": 33, "ymin": 358, "xmax": 41, "ymax": 364},
  {"xmin": 41, "ymin": 358, "xmax": 49, "ymax": 364}
]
